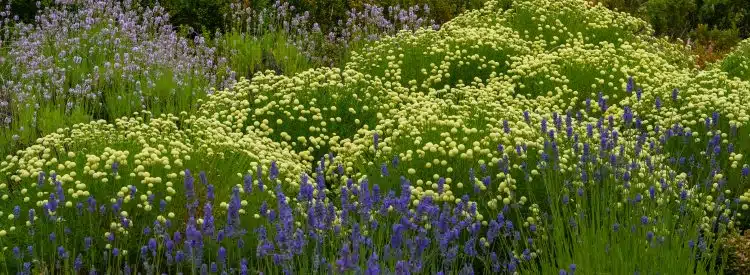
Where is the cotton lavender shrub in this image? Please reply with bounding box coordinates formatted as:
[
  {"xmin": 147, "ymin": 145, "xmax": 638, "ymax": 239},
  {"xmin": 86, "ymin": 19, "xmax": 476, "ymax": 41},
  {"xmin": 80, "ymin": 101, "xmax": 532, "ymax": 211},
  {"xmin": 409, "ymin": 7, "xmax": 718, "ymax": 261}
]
[
  {"xmin": 718, "ymin": 38, "xmax": 750, "ymax": 81},
  {"xmin": 0, "ymin": 0, "xmax": 232, "ymax": 158}
]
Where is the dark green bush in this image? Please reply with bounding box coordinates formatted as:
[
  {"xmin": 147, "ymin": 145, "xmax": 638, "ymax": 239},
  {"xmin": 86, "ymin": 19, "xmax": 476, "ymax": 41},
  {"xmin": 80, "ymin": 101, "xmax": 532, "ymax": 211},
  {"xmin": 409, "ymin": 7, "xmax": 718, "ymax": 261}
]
[
  {"xmin": 290, "ymin": 0, "xmax": 349, "ymax": 30},
  {"xmin": 691, "ymin": 23, "xmax": 741, "ymax": 51},
  {"xmin": 600, "ymin": 0, "xmax": 750, "ymax": 40},
  {"xmin": 642, "ymin": 0, "xmax": 697, "ymax": 38},
  {"xmin": 2, "ymin": 0, "xmax": 488, "ymax": 38},
  {"xmin": 1, "ymin": 0, "xmax": 56, "ymax": 23},
  {"xmin": 696, "ymin": 0, "xmax": 750, "ymax": 38},
  {"xmin": 150, "ymin": 0, "xmax": 234, "ymax": 35},
  {"xmin": 597, "ymin": 0, "xmax": 749, "ymax": 68}
]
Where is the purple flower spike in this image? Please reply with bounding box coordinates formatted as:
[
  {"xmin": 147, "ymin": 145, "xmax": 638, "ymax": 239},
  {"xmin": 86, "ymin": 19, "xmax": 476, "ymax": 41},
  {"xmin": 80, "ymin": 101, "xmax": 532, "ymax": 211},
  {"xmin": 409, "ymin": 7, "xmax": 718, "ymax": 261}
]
[
  {"xmin": 243, "ymin": 173, "xmax": 253, "ymax": 193},
  {"xmin": 74, "ymin": 254, "xmax": 83, "ymax": 271},
  {"xmin": 199, "ymin": 171, "xmax": 208, "ymax": 186},
  {"xmin": 626, "ymin": 76, "xmax": 634, "ymax": 93},
  {"xmin": 268, "ymin": 161, "xmax": 280, "ymax": 182},
  {"xmin": 655, "ymin": 97, "xmax": 662, "ymax": 110},
  {"xmin": 207, "ymin": 184, "xmax": 215, "ymax": 201}
]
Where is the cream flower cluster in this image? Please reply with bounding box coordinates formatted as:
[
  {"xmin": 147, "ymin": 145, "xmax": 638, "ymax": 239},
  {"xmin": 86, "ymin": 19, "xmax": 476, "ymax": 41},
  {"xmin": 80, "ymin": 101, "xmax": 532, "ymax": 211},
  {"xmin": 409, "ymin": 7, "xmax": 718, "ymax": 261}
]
[
  {"xmin": 0, "ymin": 99, "xmax": 307, "ymax": 237},
  {"xmin": 718, "ymin": 38, "xmax": 750, "ymax": 80}
]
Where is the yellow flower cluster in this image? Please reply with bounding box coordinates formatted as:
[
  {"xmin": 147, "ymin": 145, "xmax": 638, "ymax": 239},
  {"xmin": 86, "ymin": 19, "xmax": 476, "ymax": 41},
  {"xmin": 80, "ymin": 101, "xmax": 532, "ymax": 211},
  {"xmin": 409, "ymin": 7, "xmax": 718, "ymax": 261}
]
[
  {"xmin": 718, "ymin": 38, "xmax": 750, "ymax": 81},
  {"xmin": 0, "ymin": 96, "xmax": 307, "ymax": 236}
]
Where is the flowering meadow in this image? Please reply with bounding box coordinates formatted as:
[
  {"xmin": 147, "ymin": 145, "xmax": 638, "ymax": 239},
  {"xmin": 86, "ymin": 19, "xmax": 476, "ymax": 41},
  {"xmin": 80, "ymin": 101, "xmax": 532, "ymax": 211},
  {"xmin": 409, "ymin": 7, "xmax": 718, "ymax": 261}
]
[{"xmin": 1, "ymin": 0, "xmax": 750, "ymax": 274}]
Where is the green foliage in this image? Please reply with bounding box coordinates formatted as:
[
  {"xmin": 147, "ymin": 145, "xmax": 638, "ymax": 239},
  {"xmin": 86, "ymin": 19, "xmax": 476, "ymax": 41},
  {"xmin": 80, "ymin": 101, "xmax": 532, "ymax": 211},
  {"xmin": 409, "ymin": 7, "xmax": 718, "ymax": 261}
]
[
  {"xmin": 692, "ymin": 24, "xmax": 742, "ymax": 51},
  {"xmin": 691, "ymin": 24, "xmax": 742, "ymax": 66},
  {"xmin": 348, "ymin": 0, "xmax": 486, "ymax": 24},
  {"xmin": 148, "ymin": 0, "xmax": 234, "ymax": 36},
  {"xmin": 696, "ymin": 0, "xmax": 750, "ymax": 37},
  {"xmin": 719, "ymin": 38, "xmax": 750, "ymax": 79},
  {"xmin": 599, "ymin": 0, "xmax": 648, "ymax": 14},
  {"xmin": 216, "ymin": 31, "xmax": 313, "ymax": 79},
  {"xmin": 290, "ymin": 0, "xmax": 349, "ymax": 30},
  {"xmin": 642, "ymin": 0, "xmax": 697, "ymax": 38},
  {"xmin": 161, "ymin": 0, "xmax": 486, "ymax": 36},
  {"xmin": 0, "ymin": 0, "xmax": 57, "ymax": 23},
  {"xmin": 599, "ymin": 0, "xmax": 750, "ymax": 58}
]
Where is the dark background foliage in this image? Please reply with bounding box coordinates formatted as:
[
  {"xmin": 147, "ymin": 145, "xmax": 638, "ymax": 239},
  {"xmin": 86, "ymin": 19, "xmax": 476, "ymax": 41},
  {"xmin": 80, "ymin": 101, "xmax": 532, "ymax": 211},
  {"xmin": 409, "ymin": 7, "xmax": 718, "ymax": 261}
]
[
  {"xmin": 1, "ymin": 0, "xmax": 483, "ymax": 34},
  {"xmin": 143, "ymin": 0, "xmax": 234, "ymax": 35},
  {"xmin": 597, "ymin": 0, "xmax": 750, "ymax": 64}
]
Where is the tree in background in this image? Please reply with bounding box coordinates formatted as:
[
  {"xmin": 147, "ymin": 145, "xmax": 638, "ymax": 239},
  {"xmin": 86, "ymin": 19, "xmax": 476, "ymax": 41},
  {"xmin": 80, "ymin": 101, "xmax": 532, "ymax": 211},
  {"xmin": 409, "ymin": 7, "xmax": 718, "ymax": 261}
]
[{"xmin": 598, "ymin": 0, "xmax": 750, "ymax": 65}]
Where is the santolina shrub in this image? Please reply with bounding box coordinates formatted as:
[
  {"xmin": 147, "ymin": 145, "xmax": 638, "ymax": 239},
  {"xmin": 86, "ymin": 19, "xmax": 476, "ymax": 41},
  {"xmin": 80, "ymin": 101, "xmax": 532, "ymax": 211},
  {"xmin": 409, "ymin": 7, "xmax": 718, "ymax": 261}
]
[
  {"xmin": 719, "ymin": 38, "xmax": 750, "ymax": 81},
  {"xmin": 0, "ymin": 0, "xmax": 748, "ymax": 273}
]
